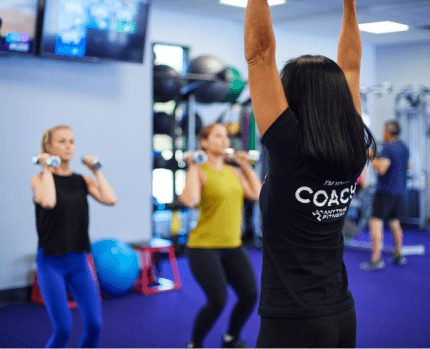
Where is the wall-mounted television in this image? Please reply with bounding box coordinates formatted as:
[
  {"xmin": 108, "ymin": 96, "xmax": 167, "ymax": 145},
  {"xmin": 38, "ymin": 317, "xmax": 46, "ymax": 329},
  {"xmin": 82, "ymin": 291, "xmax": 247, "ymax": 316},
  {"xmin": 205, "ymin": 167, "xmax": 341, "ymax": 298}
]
[
  {"xmin": 39, "ymin": 0, "xmax": 150, "ymax": 64},
  {"xmin": 0, "ymin": 0, "xmax": 42, "ymax": 56}
]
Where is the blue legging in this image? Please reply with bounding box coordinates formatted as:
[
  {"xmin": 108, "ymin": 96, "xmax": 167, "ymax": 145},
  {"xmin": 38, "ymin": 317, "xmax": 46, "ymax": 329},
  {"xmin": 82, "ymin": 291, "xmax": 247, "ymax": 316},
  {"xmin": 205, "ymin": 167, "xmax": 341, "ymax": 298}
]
[{"xmin": 37, "ymin": 249, "xmax": 102, "ymax": 348}]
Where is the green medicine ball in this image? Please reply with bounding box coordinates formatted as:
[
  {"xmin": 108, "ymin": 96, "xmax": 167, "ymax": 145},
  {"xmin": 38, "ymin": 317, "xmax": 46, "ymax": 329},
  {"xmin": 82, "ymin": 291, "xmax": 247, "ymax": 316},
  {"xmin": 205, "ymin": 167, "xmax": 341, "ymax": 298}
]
[{"xmin": 222, "ymin": 67, "xmax": 245, "ymax": 103}]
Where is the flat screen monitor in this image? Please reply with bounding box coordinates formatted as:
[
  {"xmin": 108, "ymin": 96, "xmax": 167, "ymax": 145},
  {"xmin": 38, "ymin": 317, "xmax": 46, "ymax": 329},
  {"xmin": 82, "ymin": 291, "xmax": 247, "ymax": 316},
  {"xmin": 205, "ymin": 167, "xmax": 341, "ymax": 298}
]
[
  {"xmin": 40, "ymin": 0, "xmax": 150, "ymax": 63},
  {"xmin": 0, "ymin": 0, "xmax": 42, "ymax": 56}
]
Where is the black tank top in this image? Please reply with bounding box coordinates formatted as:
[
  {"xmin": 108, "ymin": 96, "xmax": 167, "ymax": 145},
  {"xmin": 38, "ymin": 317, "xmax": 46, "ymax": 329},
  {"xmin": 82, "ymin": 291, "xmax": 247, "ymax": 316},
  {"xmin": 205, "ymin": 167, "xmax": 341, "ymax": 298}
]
[{"xmin": 35, "ymin": 173, "xmax": 91, "ymax": 256}]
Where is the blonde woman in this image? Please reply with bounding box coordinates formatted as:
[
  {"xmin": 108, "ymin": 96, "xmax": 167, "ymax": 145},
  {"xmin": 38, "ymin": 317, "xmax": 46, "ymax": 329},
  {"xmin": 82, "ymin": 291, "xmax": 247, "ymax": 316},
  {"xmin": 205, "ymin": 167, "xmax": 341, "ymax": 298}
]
[
  {"xmin": 180, "ymin": 123, "xmax": 262, "ymax": 348},
  {"xmin": 30, "ymin": 125, "xmax": 116, "ymax": 348}
]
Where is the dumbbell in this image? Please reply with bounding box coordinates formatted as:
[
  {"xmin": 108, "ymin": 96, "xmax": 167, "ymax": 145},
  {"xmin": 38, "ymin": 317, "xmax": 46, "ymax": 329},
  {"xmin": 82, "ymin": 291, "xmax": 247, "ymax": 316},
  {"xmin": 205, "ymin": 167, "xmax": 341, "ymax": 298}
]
[
  {"xmin": 188, "ymin": 149, "xmax": 261, "ymax": 165},
  {"xmin": 32, "ymin": 155, "xmax": 61, "ymax": 168},
  {"xmin": 190, "ymin": 151, "xmax": 208, "ymax": 165},
  {"xmin": 225, "ymin": 148, "xmax": 260, "ymax": 162},
  {"xmin": 82, "ymin": 157, "xmax": 102, "ymax": 170}
]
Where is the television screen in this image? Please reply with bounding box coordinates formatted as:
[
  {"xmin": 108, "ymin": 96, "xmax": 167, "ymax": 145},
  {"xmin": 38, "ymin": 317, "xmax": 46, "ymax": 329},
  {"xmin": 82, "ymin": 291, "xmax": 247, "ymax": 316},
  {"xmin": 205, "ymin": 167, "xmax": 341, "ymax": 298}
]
[
  {"xmin": 40, "ymin": 0, "xmax": 150, "ymax": 63},
  {"xmin": 0, "ymin": 0, "xmax": 41, "ymax": 55}
]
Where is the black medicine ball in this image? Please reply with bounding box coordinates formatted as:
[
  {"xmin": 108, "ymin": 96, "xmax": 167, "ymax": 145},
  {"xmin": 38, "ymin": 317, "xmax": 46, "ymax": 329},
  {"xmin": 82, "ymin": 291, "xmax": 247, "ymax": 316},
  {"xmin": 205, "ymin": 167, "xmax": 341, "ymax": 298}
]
[{"xmin": 153, "ymin": 64, "xmax": 183, "ymax": 103}]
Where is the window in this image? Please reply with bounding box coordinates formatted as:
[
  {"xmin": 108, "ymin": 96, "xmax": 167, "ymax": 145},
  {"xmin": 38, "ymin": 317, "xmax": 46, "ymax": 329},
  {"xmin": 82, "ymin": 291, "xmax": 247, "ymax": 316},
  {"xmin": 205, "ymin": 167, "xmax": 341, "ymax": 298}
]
[
  {"xmin": 175, "ymin": 170, "xmax": 186, "ymax": 196},
  {"xmin": 152, "ymin": 169, "xmax": 174, "ymax": 204},
  {"xmin": 153, "ymin": 44, "xmax": 187, "ymax": 73}
]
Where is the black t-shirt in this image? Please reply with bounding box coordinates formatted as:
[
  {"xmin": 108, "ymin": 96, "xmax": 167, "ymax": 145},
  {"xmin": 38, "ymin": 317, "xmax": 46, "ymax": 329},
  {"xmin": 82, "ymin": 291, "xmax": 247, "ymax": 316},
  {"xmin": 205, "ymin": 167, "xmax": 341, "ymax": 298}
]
[
  {"xmin": 35, "ymin": 173, "xmax": 91, "ymax": 257},
  {"xmin": 259, "ymin": 107, "xmax": 358, "ymax": 318}
]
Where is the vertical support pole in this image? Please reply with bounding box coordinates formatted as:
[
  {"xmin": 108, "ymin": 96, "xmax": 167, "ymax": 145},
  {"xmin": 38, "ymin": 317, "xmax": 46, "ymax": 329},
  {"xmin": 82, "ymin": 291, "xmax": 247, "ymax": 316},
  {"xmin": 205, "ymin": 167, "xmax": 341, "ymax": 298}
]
[
  {"xmin": 241, "ymin": 105, "xmax": 249, "ymax": 152},
  {"xmin": 188, "ymin": 94, "xmax": 196, "ymax": 151},
  {"xmin": 419, "ymin": 93, "xmax": 426, "ymax": 229}
]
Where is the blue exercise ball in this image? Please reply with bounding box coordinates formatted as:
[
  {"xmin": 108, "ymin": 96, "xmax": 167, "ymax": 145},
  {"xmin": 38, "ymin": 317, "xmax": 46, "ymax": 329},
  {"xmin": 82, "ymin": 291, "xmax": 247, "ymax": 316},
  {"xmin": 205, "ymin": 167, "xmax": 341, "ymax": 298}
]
[{"xmin": 91, "ymin": 239, "xmax": 140, "ymax": 296}]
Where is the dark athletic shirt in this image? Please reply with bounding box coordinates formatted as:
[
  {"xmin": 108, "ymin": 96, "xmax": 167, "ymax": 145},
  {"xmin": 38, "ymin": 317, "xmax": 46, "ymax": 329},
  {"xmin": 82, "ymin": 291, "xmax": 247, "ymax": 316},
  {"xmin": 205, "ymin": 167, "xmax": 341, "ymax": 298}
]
[
  {"xmin": 259, "ymin": 107, "xmax": 359, "ymax": 318},
  {"xmin": 376, "ymin": 140, "xmax": 409, "ymax": 196},
  {"xmin": 35, "ymin": 173, "xmax": 91, "ymax": 257}
]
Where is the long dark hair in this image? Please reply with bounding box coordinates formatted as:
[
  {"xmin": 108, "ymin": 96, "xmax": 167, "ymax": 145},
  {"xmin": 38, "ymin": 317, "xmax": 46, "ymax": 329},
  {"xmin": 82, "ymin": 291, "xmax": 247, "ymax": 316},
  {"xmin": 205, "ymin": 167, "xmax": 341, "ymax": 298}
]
[{"xmin": 280, "ymin": 55, "xmax": 376, "ymax": 178}]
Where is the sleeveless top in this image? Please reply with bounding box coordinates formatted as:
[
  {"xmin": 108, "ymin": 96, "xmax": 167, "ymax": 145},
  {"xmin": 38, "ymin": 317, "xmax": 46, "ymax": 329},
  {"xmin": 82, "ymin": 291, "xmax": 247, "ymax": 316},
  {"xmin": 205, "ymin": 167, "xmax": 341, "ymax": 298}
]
[
  {"xmin": 187, "ymin": 164, "xmax": 244, "ymax": 248},
  {"xmin": 35, "ymin": 173, "xmax": 91, "ymax": 257}
]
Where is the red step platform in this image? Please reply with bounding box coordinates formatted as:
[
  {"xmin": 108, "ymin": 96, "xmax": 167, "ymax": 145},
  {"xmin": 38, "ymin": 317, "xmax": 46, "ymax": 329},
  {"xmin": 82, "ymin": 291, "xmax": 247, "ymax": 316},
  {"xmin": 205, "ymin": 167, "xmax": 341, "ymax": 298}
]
[
  {"xmin": 131, "ymin": 238, "xmax": 181, "ymax": 295},
  {"xmin": 31, "ymin": 254, "xmax": 102, "ymax": 309}
]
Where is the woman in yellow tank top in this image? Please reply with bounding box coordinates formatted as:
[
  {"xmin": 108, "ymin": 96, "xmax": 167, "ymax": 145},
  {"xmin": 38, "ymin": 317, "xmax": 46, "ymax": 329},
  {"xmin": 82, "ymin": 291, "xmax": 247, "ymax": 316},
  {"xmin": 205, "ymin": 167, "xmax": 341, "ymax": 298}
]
[{"xmin": 179, "ymin": 123, "xmax": 262, "ymax": 348}]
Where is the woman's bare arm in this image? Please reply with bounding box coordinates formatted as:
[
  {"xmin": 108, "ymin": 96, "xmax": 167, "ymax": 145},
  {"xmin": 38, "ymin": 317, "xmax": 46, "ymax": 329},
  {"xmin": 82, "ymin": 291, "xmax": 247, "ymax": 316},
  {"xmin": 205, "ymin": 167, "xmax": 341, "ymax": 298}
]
[
  {"xmin": 230, "ymin": 165, "xmax": 262, "ymax": 202},
  {"xmin": 30, "ymin": 155, "xmax": 57, "ymax": 209},
  {"xmin": 245, "ymin": 0, "xmax": 288, "ymax": 137},
  {"xmin": 83, "ymin": 172, "xmax": 117, "ymax": 206},
  {"xmin": 337, "ymin": 0, "xmax": 362, "ymax": 115},
  {"xmin": 230, "ymin": 151, "xmax": 262, "ymax": 201},
  {"xmin": 178, "ymin": 154, "xmax": 203, "ymax": 208}
]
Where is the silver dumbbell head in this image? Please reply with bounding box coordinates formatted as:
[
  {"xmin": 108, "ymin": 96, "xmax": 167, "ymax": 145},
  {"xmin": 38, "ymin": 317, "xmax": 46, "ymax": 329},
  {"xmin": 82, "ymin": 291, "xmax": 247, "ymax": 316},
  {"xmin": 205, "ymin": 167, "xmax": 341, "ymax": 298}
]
[
  {"xmin": 32, "ymin": 155, "xmax": 61, "ymax": 168},
  {"xmin": 248, "ymin": 150, "xmax": 260, "ymax": 161},
  {"xmin": 192, "ymin": 151, "xmax": 208, "ymax": 165}
]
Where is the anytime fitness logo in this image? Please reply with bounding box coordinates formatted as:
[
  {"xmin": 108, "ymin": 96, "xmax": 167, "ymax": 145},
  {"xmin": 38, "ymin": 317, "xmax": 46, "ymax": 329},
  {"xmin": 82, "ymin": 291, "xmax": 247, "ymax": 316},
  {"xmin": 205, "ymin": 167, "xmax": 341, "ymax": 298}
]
[
  {"xmin": 312, "ymin": 208, "xmax": 348, "ymax": 221},
  {"xmin": 295, "ymin": 181, "xmax": 356, "ymax": 222}
]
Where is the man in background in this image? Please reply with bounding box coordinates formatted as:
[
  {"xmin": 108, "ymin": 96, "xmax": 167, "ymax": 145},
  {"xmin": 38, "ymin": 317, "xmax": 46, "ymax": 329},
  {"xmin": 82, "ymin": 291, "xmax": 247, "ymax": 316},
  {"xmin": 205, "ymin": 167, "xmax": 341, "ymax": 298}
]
[{"xmin": 361, "ymin": 120, "xmax": 411, "ymax": 271}]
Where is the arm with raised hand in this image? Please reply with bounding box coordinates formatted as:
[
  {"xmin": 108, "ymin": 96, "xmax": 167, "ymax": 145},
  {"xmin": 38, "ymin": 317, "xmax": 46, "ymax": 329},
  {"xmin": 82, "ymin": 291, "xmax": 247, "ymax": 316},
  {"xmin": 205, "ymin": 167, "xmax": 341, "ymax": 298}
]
[
  {"xmin": 244, "ymin": 0, "xmax": 288, "ymax": 137},
  {"xmin": 337, "ymin": 0, "xmax": 362, "ymax": 115},
  {"xmin": 178, "ymin": 153, "xmax": 203, "ymax": 208},
  {"xmin": 30, "ymin": 155, "xmax": 57, "ymax": 209},
  {"xmin": 244, "ymin": 0, "xmax": 276, "ymax": 65}
]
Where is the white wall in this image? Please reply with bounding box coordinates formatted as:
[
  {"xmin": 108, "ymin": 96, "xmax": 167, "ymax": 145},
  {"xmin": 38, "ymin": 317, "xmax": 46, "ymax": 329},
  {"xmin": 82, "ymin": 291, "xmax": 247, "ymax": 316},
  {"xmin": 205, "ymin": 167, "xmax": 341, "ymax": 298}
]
[
  {"xmin": 372, "ymin": 41, "xmax": 430, "ymax": 219},
  {"xmin": 372, "ymin": 41, "xmax": 430, "ymax": 141},
  {"xmin": 0, "ymin": 8, "xmax": 377, "ymax": 290},
  {"xmin": 273, "ymin": 28, "xmax": 377, "ymax": 90},
  {"xmin": 0, "ymin": 48, "xmax": 153, "ymax": 290}
]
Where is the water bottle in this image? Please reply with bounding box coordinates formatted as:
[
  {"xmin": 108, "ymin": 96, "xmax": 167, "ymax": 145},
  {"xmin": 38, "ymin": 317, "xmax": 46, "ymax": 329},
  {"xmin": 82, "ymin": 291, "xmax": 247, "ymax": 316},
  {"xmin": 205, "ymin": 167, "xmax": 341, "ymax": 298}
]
[{"xmin": 32, "ymin": 155, "xmax": 61, "ymax": 168}]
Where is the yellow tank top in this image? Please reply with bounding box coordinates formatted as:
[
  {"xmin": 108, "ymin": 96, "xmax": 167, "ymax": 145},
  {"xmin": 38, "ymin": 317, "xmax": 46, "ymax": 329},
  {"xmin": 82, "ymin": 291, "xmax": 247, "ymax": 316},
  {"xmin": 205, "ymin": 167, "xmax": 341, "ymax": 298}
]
[{"xmin": 187, "ymin": 163, "xmax": 244, "ymax": 248}]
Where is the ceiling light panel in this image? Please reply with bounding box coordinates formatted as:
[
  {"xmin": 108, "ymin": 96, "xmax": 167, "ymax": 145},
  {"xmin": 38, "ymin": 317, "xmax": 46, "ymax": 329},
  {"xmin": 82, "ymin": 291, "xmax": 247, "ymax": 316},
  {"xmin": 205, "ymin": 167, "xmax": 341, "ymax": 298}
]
[
  {"xmin": 359, "ymin": 21, "xmax": 409, "ymax": 34},
  {"xmin": 220, "ymin": 0, "xmax": 286, "ymax": 8}
]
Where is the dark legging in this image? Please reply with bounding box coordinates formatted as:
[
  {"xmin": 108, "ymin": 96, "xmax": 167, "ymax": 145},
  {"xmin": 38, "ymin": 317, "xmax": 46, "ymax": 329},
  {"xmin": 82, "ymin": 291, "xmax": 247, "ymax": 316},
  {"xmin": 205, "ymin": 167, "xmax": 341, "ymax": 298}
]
[
  {"xmin": 37, "ymin": 249, "xmax": 102, "ymax": 348},
  {"xmin": 257, "ymin": 306, "xmax": 357, "ymax": 348},
  {"xmin": 187, "ymin": 246, "xmax": 258, "ymax": 347}
]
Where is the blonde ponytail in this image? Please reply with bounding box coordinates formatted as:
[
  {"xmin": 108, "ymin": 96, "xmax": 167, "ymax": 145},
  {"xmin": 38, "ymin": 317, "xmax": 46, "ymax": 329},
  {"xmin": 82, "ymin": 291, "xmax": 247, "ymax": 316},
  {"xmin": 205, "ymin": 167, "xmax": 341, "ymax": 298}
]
[{"xmin": 41, "ymin": 129, "xmax": 51, "ymax": 153}]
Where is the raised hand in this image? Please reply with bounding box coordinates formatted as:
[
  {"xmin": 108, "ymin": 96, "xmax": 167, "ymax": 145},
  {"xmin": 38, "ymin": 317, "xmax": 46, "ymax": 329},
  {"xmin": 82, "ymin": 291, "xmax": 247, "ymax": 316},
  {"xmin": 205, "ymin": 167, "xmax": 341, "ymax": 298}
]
[
  {"xmin": 184, "ymin": 152, "xmax": 194, "ymax": 167},
  {"xmin": 233, "ymin": 150, "xmax": 251, "ymax": 167},
  {"xmin": 39, "ymin": 153, "xmax": 53, "ymax": 167},
  {"xmin": 82, "ymin": 156, "xmax": 101, "ymax": 171}
]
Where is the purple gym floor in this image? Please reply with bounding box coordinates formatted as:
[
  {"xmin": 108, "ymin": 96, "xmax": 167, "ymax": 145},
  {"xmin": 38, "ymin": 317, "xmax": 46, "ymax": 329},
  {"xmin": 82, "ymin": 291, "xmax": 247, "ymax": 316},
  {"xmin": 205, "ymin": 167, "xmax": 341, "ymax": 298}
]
[{"xmin": 1, "ymin": 228, "xmax": 429, "ymax": 348}]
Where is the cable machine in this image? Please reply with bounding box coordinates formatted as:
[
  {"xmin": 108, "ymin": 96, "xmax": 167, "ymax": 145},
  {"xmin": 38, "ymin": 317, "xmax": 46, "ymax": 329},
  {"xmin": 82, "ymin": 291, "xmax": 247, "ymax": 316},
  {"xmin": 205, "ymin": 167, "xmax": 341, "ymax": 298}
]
[
  {"xmin": 395, "ymin": 84, "xmax": 430, "ymax": 230},
  {"xmin": 343, "ymin": 82, "xmax": 427, "ymax": 256}
]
